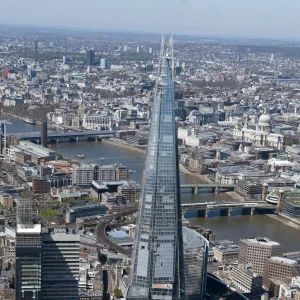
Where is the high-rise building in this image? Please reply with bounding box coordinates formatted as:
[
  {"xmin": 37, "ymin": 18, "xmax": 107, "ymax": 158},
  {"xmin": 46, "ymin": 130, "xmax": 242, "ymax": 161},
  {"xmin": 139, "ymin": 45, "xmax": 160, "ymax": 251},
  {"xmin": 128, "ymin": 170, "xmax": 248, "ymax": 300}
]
[
  {"xmin": 41, "ymin": 121, "xmax": 48, "ymax": 148},
  {"xmin": 239, "ymin": 237, "xmax": 283, "ymax": 275},
  {"xmin": 100, "ymin": 58, "xmax": 108, "ymax": 69},
  {"xmin": 183, "ymin": 226, "xmax": 208, "ymax": 300},
  {"xmin": 0, "ymin": 122, "xmax": 5, "ymax": 156},
  {"xmin": 41, "ymin": 227, "xmax": 80, "ymax": 300},
  {"xmin": 15, "ymin": 200, "xmax": 42, "ymax": 300},
  {"xmin": 85, "ymin": 49, "xmax": 95, "ymax": 66},
  {"xmin": 15, "ymin": 200, "xmax": 80, "ymax": 300},
  {"xmin": 126, "ymin": 38, "xmax": 185, "ymax": 300}
]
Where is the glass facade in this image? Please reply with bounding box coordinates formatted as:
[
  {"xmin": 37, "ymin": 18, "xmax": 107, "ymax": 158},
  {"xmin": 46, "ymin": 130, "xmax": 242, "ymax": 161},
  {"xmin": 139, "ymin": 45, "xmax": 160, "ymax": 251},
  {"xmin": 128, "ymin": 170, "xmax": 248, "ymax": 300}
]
[
  {"xmin": 127, "ymin": 54, "xmax": 185, "ymax": 300},
  {"xmin": 182, "ymin": 226, "xmax": 208, "ymax": 300},
  {"xmin": 15, "ymin": 226, "xmax": 42, "ymax": 300}
]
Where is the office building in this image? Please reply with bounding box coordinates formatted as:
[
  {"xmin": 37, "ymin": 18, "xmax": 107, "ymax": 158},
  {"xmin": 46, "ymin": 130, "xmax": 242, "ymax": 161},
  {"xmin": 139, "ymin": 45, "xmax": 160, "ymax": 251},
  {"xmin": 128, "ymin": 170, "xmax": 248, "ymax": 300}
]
[
  {"xmin": 65, "ymin": 204, "xmax": 107, "ymax": 224},
  {"xmin": 72, "ymin": 164, "xmax": 99, "ymax": 186},
  {"xmin": 85, "ymin": 49, "xmax": 95, "ymax": 66},
  {"xmin": 41, "ymin": 227, "xmax": 80, "ymax": 300},
  {"xmin": 231, "ymin": 264, "xmax": 263, "ymax": 293},
  {"xmin": 263, "ymin": 257, "xmax": 300, "ymax": 292},
  {"xmin": 32, "ymin": 178, "xmax": 51, "ymax": 194},
  {"xmin": 0, "ymin": 122, "xmax": 5, "ymax": 156},
  {"xmin": 100, "ymin": 58, "xmax": 108, "ymax": 69},
  {"xmin": 15, "ymin": 200, "xmax": 42, "ymax": 300},
  {"xmin": 41, "ymin": 121, "xmax": 48, "ymax": 148},
  {"xmin": 239, "ymin": 237, "xmax": 283, "ymax": 275},
  {"xmin": 98, "ymin": 164, "xmax": 128, "ymax": 181},
  {"xmin": 117, "ymin": 181, "xmax": 141, "ymax": 202},
  {"xmin": 127, "ymin": 38, "xmax": 186, "ymax": 300},
  {"xmin": 210, "ymin": 240, "xmax": 239, "ymax": 262},
  {"xmin": 82, "ymin": 113, "xmax": 113, "ymax": 130},
  {"xmin": 284, "ymin": 199, "xmax": 300, "ymax": 218},
  {"xmin": 183, "ymin": 226, "xmax": 208, "ymax": 300}
]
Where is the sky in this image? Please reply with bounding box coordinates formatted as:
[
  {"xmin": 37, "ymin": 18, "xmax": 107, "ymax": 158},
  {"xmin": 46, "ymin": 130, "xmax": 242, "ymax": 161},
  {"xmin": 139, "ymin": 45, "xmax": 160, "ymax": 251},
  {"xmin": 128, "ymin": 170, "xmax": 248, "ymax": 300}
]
[{"xmin": 1, "ymin": 0, "xmax": 300, "ymax": 40}]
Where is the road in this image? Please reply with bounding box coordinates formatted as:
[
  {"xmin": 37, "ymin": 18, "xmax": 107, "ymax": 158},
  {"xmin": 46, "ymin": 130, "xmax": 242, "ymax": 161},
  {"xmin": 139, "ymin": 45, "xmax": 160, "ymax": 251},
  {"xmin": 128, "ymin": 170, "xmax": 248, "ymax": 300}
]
[{"xmin": 95, "ymin": 207, "xmax": 137, "ymax": 257}]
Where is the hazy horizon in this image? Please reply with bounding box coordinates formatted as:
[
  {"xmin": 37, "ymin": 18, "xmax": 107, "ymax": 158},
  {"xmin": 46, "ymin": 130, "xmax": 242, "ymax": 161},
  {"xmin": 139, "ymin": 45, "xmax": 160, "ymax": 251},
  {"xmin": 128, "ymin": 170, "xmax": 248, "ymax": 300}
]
[{"xmin": 1, "ymin": 0, "xmax": 299, "ymax": 40}]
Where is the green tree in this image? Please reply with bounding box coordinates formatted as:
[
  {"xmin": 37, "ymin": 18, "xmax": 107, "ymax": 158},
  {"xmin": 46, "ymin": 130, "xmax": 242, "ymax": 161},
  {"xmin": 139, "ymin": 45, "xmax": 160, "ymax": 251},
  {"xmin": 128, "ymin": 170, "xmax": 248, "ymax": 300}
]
[
  {"xmin": 40, "ymin": 209, "xmax": 57, "ymax": 223},
  {"xmin": 113, "ymin": 288, "xmax": 122, "ymax": 299}
]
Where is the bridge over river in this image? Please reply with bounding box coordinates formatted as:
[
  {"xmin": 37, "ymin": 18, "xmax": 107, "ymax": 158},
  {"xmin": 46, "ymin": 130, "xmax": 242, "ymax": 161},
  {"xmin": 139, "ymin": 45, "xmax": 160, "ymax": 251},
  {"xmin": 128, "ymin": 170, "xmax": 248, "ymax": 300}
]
[{"xmin": 9, "ymin": 130, "xmax": 115, "ymax": 143}]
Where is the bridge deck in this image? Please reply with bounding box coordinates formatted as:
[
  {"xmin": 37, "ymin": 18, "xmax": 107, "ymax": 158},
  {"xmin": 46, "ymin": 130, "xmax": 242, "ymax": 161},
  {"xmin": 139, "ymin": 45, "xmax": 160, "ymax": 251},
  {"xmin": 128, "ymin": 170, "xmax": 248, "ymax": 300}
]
[{"xmin": 9, "ymin": 130, "xmax": 115, "ymax": 139}]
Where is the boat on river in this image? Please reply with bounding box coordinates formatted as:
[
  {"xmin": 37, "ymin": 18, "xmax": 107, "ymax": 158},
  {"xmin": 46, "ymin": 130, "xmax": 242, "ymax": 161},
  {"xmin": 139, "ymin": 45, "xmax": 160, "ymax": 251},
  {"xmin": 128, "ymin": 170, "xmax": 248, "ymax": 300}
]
[
  {"xmin": 75, "ymin": 154, "xmax": 85, "ymax": 158},
  {"xmin": 23, "ymin": 117, "xmax": 36, "ymax": 125}
]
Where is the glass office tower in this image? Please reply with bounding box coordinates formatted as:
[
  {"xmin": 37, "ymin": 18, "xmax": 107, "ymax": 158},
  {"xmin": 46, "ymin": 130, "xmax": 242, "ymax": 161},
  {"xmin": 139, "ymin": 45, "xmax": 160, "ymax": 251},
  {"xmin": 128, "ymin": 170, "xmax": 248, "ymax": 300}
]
[{"xmin": 127, "ymin": 40, "xmax": 185, "ymax": 300}]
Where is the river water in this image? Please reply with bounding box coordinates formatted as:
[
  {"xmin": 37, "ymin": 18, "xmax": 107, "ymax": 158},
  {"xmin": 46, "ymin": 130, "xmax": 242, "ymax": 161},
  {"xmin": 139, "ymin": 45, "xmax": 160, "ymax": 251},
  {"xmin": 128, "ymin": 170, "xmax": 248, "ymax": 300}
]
[{"xmin": 4, "ymin": 117, "xmax": 300, "ymax": 252}]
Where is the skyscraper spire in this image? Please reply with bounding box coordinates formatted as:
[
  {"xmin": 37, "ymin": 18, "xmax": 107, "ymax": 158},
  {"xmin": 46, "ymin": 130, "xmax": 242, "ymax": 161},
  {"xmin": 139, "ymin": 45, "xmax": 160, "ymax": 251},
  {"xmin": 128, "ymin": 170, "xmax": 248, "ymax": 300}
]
[{"xmin": 126, "ymin": 36, "xmax": 185, "ymax": 300}]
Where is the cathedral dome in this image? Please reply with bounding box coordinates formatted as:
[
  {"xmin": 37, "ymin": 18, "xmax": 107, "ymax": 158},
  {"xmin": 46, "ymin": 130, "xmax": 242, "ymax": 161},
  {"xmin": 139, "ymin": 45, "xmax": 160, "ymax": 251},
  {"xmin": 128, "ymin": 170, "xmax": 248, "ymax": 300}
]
[{"xmin": 258, "ymin": 114, "xmax": 270, "ymax": 125}]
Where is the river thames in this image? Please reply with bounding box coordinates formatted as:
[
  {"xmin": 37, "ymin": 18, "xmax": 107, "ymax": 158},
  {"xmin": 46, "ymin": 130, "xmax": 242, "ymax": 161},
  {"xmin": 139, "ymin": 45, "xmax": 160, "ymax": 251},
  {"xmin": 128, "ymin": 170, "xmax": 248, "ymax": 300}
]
[{"xmin": 4, "ymin": 117, "xmax": 300, "ymax": 252}]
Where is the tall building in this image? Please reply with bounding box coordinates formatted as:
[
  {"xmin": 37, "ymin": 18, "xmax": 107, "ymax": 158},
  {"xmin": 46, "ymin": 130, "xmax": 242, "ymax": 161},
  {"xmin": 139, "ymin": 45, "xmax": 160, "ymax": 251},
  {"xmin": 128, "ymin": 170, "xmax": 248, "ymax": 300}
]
[
  {"xmin": 41, "ymin": 227, "xmax": 80, "ymax": 300},
  {"xmin": 0, "ymin": 122, "xmax": 5, "ymax": 156},
  {"xmin": 41, "ymin": 121, "xmax": 48, "ymax": 148},
  {"xmin": 15, "ymin": 200, "xmax": 42, "ymax": 300},
  {"xmin": 85, "ymin": 49, "xmax": 95, "ymax": 66},
  {"xmin": 100, "ymin": 58, "xmax": 108, "ymax": 69},
  {"xmin": 126, "ymin": 38, "xmax": 186, "ymax": 300},
  {"xmin": 239, "ymin": 237, "xmax": 283, "ymax": 275},
  {"xmin": 35, "ymin": 40, "xmax": 38, "ymax": 66},
  {"xmin": 183, "ymin": 226, "xmax": 208, "ymax": 300}
]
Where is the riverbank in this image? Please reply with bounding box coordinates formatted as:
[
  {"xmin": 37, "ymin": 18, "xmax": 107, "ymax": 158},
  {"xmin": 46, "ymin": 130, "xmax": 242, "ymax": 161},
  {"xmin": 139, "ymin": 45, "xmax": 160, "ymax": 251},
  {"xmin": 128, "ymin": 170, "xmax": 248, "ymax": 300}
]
[
  {"xmin": 179, "ymin": 163, "xmax": 244, "ymax": 201},
  {"xmin": 101, "ymin": 139, "xmax": 146, "ymax": 155},
  {"xmin": 179, "ymin": 163, "xmax": 212, "ymax": 183},
  {"xmin": 0, "ymin": 111, "xmax": 42, "ymax": 125},
  {"xmin": 103, "ymin": 139, "xmax": 244, "ymax": 202},
  {"xmin": 267, "ymin": 213, "xmax": 300, "ymax": 231}
]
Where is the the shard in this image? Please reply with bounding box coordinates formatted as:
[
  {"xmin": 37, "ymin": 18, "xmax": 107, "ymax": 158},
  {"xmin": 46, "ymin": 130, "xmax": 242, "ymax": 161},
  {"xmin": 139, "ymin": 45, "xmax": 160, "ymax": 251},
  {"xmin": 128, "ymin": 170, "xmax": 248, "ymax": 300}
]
[{"xmin": 127, "ymin": 36, "xmax": 185, "ymax": 300}]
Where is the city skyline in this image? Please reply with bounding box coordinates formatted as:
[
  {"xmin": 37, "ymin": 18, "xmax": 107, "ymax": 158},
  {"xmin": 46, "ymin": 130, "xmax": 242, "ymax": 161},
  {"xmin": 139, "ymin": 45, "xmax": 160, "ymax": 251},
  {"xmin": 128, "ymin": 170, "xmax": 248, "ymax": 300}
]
[{"xmin": 1, "ymin": 0, "xmax": 300, "ymax": 40}]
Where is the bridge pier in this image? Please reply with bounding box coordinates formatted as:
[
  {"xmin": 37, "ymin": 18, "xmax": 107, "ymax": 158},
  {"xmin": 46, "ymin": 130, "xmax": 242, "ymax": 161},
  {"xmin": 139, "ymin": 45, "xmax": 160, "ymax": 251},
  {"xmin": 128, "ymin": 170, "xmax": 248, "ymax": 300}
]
[
  {"xmin": 76, "ymin": 137, "xmax": 79, "ymax": 142},
  {"xmin": 251, "ymin": 208, "xmax": 255, "ymax": 216},
  {"xmin": 215, "ymin": 186, "xmax": 219, "ymax": 194},
  {"xmin": 228, "ymin": 208, "xmax": 232, "ymax": 217},
  {"xmin": 205, "ymin": 208, "xmax": 209, "ymax": 218},
  {"xmin": 194, "ymin": 186, "xmax": 198, "ymax": 195}
]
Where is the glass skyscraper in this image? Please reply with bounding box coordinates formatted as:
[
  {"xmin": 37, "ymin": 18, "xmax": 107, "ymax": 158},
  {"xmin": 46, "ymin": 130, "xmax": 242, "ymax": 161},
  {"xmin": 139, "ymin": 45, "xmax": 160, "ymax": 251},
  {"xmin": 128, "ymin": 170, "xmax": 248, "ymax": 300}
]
[{"xmin": 126, "ymin": 40, "xmax": 185, "ymax": 300}]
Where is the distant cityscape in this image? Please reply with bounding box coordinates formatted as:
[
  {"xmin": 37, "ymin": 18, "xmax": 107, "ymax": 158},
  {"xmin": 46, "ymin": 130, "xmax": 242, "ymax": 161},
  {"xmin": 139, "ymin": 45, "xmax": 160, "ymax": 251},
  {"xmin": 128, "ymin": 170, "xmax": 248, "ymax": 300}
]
[{"xmin": 0, "ymin": 24, "xmax": 300, "ymax": 300}]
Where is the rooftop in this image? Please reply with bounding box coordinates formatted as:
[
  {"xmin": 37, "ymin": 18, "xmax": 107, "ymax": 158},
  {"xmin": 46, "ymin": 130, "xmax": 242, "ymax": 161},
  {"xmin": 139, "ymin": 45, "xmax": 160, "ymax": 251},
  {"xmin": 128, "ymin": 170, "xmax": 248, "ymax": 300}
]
[
  {"xmin": 269, "ymin": 256, "xmax": 298, "ymax": 265},
  {"xmin": 242, "ymin": 237, "xmax": 281, "ymax": 246}
]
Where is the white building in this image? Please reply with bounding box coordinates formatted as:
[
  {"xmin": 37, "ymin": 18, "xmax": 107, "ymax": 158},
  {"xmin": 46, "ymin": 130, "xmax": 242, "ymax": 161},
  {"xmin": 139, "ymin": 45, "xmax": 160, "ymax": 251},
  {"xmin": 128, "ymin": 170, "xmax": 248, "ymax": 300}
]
[
  {"xmin": 72, "ymin": 164, "xmax": 98, "ymax": 186},
  {"xmin": 178, "ymin": 128, "xmax": 201, "ymax": 147},
  {"xmin": 82, "ymin": 114, "xmax": 113, "ymax": 130},
  {"xmin": 233, "ymin": 113, "xmax": 285, "ymax": 151}
]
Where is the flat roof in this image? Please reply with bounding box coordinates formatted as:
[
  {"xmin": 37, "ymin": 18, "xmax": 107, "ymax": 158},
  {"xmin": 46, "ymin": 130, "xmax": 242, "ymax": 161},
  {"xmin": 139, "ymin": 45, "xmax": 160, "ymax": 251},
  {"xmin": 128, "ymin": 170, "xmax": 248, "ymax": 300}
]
[
  {"xmin": 269, "ymin": 256, "xmax": 298, "ymax": 265},
  {"xmin": 243, "ymin": 237, "xmax": 280, "ymax": 246},
  {"xmin": 17, "ymin": 224, "xmax": 41, "ymax": 234}
]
